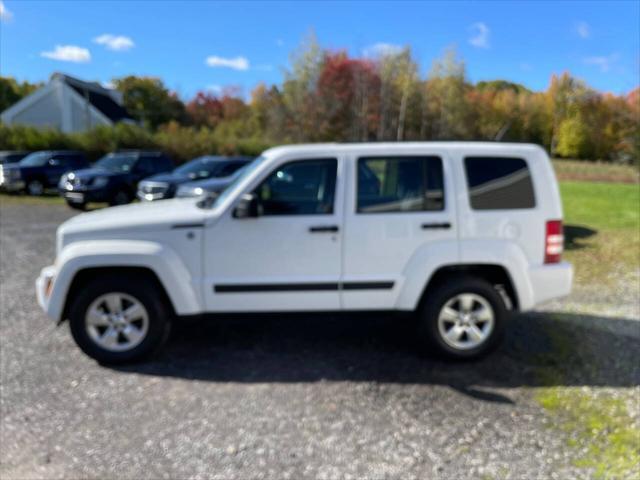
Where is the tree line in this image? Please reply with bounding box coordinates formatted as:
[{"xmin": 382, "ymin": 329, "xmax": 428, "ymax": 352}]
[{"xmin": 1, "ymin": 37, "xmax": 638, "ymax": 163}]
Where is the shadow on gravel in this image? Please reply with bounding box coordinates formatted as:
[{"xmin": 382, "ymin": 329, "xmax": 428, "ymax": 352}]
[
  {"xmin": 112, "ymin": 311, "xmax": 640, "ymax": 400},
  {"xmin": 564, "ymin": 224, "xmax": 597, "ymax": 250}
]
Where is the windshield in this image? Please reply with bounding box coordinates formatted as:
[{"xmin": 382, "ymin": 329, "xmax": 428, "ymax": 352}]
[
  {"xmin": 174, "ymin": 157, "xmax": 224, "ymax": 179},
  {"xmin": 19, "ymin": 152, "xmax": 50, "ymax": 167},
  {"xmin": 198, "ymin": 155, "xmax": 267, "ymax": 209},
  {"xmin": 95, "ymin": 154, "xmax": 137, "ymax": 173}
]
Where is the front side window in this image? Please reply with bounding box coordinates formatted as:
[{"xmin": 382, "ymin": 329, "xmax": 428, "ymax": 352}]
[
  {"xmin": 464, "ymin": 157, "xmax": 535, "ymax": 210},
  {"xmin": 19, "ymin": 152, "xmax": 51, "ymax": 167},
  {"xmin": 357, "ymin": 156, "xmax": 444, "ymax": 213},
  {"xmin": 255, "ymin": 158, "xmax": 337, "ymax": 215}
]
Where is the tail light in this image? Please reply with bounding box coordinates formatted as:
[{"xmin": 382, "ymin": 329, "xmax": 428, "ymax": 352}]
[{"xmin": 545, "ymin": 220, "xmax": 564, "ymax": 264}]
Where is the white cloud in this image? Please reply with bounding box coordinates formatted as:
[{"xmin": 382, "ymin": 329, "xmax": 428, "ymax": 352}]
[
  {"xmin": 41, "ymin": 45, "xmax": 91, "ymax": 63},
  {"xmin": 469, "ymin": 22, "xmax": 490, "ymax": 48},
  {"xmin": 205, "ymin": 55, "xmax": 249, "ymax": 70},
  {"xmin": 206, "ymin": 84, "xmax": 222, "ymax": 93},
  {"xmin": 94, "ymin": 34, "xmax": 135, "ymax": 51},
  {"xmin": 363, "ymin": 42, "xmax": 403, "ymax": 58},
  {"xmin": 0, "ymin": 0, "xmax": 13, "ymax": 22},
  {"xmin": 576, "ymin": 21, "xmax": 590, "ymax": 39},
  {"xmin": 583, "ymin": 53, "xmax": 620, "ymax": 72}
]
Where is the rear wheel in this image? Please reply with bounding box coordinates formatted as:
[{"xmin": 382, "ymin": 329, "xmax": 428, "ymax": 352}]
[
  {"xmin": 26, "ymin": 180, "xmax": 44, "ymax": 196},
  {"xmin": 417, "ymin": 276, "xmax": 507, "ymax": 359},
  {"xmin": 68, "ymin": 275, "xmax": 171, "ymax": 364}
]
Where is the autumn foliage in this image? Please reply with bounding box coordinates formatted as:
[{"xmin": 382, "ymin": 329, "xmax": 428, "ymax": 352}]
[{"xmin": 1, "ymin": 37, "xmax": 638, "ymax": 163}]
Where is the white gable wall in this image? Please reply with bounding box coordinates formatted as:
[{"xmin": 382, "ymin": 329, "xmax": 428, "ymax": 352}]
[{"xmin": 1, "ymin": 77, "xmax": 114, "ymax": 133}]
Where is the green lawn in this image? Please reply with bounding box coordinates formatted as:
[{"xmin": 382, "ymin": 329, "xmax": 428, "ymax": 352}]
[
  {"xmin": 561, "ymin": 181, "xmax": 639, "ymax": 230},
  {"xmin": 560, "ymin": 181, "xmax": 640, "ymax": 285}
]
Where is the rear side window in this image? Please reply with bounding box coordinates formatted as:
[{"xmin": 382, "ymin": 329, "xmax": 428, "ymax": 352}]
[
  {"xmin": 464, "ymin": 157, "xmax": 535, "ymax": 210},
  {"xmin": 357, "ymin": 156, "xmax": 444, "ymax": 213}
]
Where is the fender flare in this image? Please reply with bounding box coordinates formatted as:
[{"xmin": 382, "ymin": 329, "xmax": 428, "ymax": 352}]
[
  {"xmin": 396, "ymin": 239, "xmax": 533, "ymax": 311},
  {"xmin": 47, "ymin": 240, "xmax": 202, "ymax": 321}
]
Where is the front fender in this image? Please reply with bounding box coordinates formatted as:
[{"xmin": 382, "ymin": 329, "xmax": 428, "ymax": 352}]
[{"xmin": 46, "ymin": 240, "xmax": 202, "ymax": 322}]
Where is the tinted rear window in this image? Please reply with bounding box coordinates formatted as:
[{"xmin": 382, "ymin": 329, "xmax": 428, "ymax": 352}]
[{"xmin": 464, "ymin": 157, "xmax": 535, "ymax": 210}]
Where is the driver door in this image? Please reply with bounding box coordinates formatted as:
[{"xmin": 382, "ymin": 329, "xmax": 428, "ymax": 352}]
[{"xmin": 203, "ymin": 156, "xmax": 343, "ymax": 312}]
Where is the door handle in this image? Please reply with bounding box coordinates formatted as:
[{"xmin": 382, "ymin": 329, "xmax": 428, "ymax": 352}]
[
  {"xmin": 421, "ymin": 222, "xmax": 452, "ymax": 230},
  {"xmin": 309, "ymin": 225, "xmax": 339, "ymax": 233}
]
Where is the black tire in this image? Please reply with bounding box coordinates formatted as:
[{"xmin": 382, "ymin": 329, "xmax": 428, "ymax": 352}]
[
  {"xmin": 417, "ymin": 275, "xmax": 507, "ymax": 360},
  {"xmin": 109, "ymin": 190, "xmax": 131, "ymax": 206},
  {"xmin": 68, "ymin": 275, "xmax": 172, "ymax": 364},
  {"xmin": 66, "ymin": 200, "xmax": 86, "ymax": 211},
  {"xmin": 26, "ymin": 180, "xmax": 45, "ymax": 196}
]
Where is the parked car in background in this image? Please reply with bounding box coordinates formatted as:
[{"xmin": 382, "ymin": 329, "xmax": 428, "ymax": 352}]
[
  {"xmin": 59, "ymin": 151, "xmax": 173, "ymax": 209},
  {"xmin": 37, "ymin": 142, "xmax": 572, "ymax": 364},
  {"xmin": 175, "ymin": 164, "xmax": 248, "ymax": 198},
  {"xmin": 0, "ymin": 151, "xmax": 30, "ymax": 165},
  {"xmin": 137, "ymin": 156, "xmax": 251, "ymax": 201},
  {"xmin": 0, "ymin": 151, "xmax": 29, "ymax": 190},
  {"xmin": 1, "ymin": 151, "xmax": 89, "ymax": 195}
]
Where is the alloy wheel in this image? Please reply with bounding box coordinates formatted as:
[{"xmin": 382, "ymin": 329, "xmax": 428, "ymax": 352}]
[
  {"xmin": 85, "ymin": 292, "xmax": 149, "ymax": 352},
  {"xmin": 437, "ymin": 293, "xmax": 495, "ymax": 350}
]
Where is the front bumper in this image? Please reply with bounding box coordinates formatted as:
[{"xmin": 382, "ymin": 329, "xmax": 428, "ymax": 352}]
[
  {"xmin": 59, "ymin": 188, "xmax": 110, "ymax": 204},
  {"xmin": 35, "ymin": 265, "xmax": 57, "ymax": 321},
  {"xmin": 528, "ymin": 261, "xmax": 573, "ymax": 306},
  {"xmin": 1, "ymin": 180, "xmax": 25, "ymax": 192},
  {"xmin": 137, "ymin": 190, "xmax": 169, "ymax": 201}
]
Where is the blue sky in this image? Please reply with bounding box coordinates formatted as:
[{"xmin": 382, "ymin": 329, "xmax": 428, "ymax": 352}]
[{"xmin": 1, "ymin": 0, "xmax": 638, "ymax": 99}]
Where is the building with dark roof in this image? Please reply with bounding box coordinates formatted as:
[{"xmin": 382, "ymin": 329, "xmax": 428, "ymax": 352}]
[{"xmin": 0, "ymin": 73, "xmax": 135, "ymax": 133}]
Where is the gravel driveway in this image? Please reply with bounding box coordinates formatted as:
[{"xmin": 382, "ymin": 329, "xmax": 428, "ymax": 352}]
[{"xmin": 1, "ymin": 201, "xmax": 638, "ymax": 479}]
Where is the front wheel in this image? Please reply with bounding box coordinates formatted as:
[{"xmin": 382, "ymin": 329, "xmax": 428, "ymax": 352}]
[
  {"xmin": 27, "ymin": 180, "xmax": 44, "ymax": 196},
  {"xmin": 66, "ymin": 200, "xmax": 86, "ymax": 211},
  {"xmin": 109, "ymin": 190, "xmax": 131, "ymax": 206},
  {"xmin": 68, "ymin": 275, "xmax": 171, "ymax": 364},
  {"xmin": 417, "ymin": 276, "xmax": 507, "ymax": 359}
]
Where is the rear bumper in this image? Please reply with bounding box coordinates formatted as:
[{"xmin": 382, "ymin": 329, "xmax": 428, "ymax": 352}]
[
  {"xmin": 35, "ymin": 265, "xmax": 58, "ymax": 321},
  {"xmin": 528, "ymin": 261, "xmax": 573, "ymax": 307}
]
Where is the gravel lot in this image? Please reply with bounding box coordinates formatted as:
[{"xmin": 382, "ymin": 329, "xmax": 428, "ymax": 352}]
[{"xmin": 1, "ymin": 201, "xmax": 638, "ymax": 479}]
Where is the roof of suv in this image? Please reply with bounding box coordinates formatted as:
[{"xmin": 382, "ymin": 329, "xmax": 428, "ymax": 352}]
[{"xmin": 263, "ymin": 142, "xmax": 546, "ymax": 158}]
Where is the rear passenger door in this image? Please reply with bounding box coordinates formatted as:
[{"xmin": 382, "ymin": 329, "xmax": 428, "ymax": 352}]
[{"xmin": 342, "ymin": 151, "xmax": 457, "ymax": 310}]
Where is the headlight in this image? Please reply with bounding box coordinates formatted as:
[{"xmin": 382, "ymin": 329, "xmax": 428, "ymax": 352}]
[
  {"xmin": 58, "ymin": 174, "xmax": 68, "ymax": 189},
  {"xmin": 176, "ymin": 186, "xmax": 205, "ymax": 198},
  {"xmin": 92, "ymin": 177, "xmax": 109, "ymax": 188}
]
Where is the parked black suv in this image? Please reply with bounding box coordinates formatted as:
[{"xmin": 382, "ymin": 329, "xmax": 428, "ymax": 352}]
[
  {"xmin": 59, "ymin": 151, "xmax": 174, "ymax": 209},
  {"xmin": 0, "ymin": 151, "xmax": 29, "ymax": 165},
  {"xmin": 137, "ymin": 156, "xmax": 251, "ymax": 201},
  {"xmin": 1, "ymin": 151, "xmax": 89, "ymax": 195}
]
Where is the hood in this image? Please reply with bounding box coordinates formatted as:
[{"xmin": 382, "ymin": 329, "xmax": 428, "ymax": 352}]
[
  {"xmin": 180, "ymin": 176, "xmax": 235, "ymax": 192},
  {"xmin": 141, "ymin": 172, "xmax": 195, "ymax": 185},
  {"xmin": 67, "ymin": 167, "xmax": 125, "ymax": 181},
  {"xmin": 57, "ymin": 198, "xmax": 208, "ymax": 253}
]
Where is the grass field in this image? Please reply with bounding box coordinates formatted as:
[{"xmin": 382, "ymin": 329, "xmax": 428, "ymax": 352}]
[
  {"xmin": 553, "ymin": 159, "xmax": 639, "ymax": 184},
  {"xmin": 560, "ymin": 181, "xmax": 640, "ymax": 285}
]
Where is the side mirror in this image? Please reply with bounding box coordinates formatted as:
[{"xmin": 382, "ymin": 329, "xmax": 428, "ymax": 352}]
[{"xmin": 233, "ymin": 193, "xmax": 260, "ymax": 218}]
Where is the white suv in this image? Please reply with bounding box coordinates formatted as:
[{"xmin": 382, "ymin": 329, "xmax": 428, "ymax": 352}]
[{"xmin": 36, "ymin": 142, "xmax": 573, "ymax": 364}]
